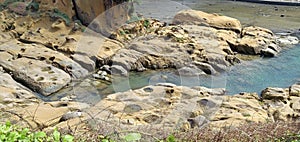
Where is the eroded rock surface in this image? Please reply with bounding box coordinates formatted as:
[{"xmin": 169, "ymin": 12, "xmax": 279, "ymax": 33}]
[
  {"xmin": 86, "ymin": 83, "xmax": 300, "ymax": 130},
  {"xmin": 0, "ymin": 68, "xmax": 38, "ymax": 109}
]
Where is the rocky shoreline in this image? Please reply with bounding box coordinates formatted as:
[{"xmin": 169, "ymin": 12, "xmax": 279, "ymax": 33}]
[{"xmin": 0, "ymin": 0, "xmax": 299, "ymax": 133}]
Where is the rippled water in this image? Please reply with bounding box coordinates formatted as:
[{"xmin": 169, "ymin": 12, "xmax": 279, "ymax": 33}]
[{"xmin": 108, "ymin": 44, "xmax": 300, "ymax": 95}]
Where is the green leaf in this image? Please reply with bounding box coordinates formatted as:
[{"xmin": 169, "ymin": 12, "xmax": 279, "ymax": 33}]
[
  {"xmin": 34, "ymin": 131, "xmax": 46, "ymax": 141},
  {"xmin": 166, "ymin": 135, "xmax": 176, "ymax": 142},
  {"xmin": 62, "ymin": 134, "xmax": 74, "ymax": 142},
  {"xmin": 52, "ymin": 129, "xmax": 61, "ymax": 142},
  {"xmin": 124, "ymin": 133, "xmax": 141, "ymax": 142},
  {"xmin": 102, "ymin": 139, "xmax": 110, "ymax": 142}
]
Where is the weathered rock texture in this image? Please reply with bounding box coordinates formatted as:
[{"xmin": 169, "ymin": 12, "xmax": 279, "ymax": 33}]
[{"xmin": 86, "ymin": 83, "xmax": 300, "ymax": 130}]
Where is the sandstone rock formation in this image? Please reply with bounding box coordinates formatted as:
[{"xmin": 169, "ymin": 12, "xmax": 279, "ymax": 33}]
[
  {"xmin": 85, "ymin": 83, "xmax": 300, "ymax": 130},
  {"xmin": 173, "ymin": 9, "xmax": 242, "ymax": 33}
]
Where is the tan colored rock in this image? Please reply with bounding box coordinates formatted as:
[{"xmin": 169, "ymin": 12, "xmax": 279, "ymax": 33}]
[
  {"xmin": 231, "ymin": 26, "xmax": 279, "ymax": 56},
  {"xmin": 36, "ymin": 0, "xmax": 75, "ymax": 19},
  {"xmin": 290, "ymin": 96, "xmax": 300, "ymax": 111},
  {"xmin": 210, "ymin": 93, "xmax": 269, "ymax": 127},
  {"xmin": 20, "ymin": 18, "xmax": 73, "ymax": 49},
  {"xmin": 261, "ymin": 87, "xmax": 289, "ymax": 101},
  {"xmin": 290, "ymin": 83, "xmax": 300, "ymax": 97},
  {"xmin": 74, "ymin": 0, "xmax": 129, "ymax": 34},
  {"xmin": 86, "ymin": 85, "xmax": 270, "ymax": 130},
  {"xmin": 173, "ymin": 10, "xmax": 242, "ymax": 33},
  {"xmin": 0, "ymin": 71, "xmax": 38, "ymax": 108},
  {"xmin": 0, "ymin": 50, "xmax": 71, "ymax": 96},
  {"xmin": 12, "ymin": 103, "xmax": 70, "ymax": 128}
]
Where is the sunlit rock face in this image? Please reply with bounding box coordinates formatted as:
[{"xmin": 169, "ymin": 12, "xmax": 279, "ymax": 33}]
[{"xmin": 73, "ymin": 0, "xmax": 130, "ymax": 35}]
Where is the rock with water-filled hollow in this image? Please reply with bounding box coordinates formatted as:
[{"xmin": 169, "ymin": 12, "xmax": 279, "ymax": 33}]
[{"xmin": 0, "ymin": 53, "xmax": 71, "ymax": 96}]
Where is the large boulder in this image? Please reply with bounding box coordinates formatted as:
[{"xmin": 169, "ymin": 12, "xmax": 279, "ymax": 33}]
[
  {"xmin": 173, "ymin": 10, "xmax": 242, "ymax": 33},
  {"xmin": 231, "ymin": 26, "xmax": 280, "ymax": 56},
  {"xmin": 0, "ymin": 55, "xmax": 71, "ymax": 96},
  {"xmin": 73, "ymin": 0, "xmax": 130, "ymax": 34}
]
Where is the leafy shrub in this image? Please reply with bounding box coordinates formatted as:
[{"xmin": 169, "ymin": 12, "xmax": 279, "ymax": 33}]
[{"xmin": 0, "ymin": 122, "xmax": 74, "ymax": 142}]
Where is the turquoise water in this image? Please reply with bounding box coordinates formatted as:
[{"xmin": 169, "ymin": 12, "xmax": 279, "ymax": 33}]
[
  {"xmin": 109, "ymin": 44, "xmax": 300, "ymax": 95},
  {"xmin": 50, "ymin": 44, "xmax": 300, "ymax": 103},
  {"xmin": 225, "ymin": 44, "xmax": 300, "ymax": 94}
]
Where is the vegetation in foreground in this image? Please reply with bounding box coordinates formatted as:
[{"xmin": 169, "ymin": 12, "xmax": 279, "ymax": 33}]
[
  {"xmin": 72, "ymin": 120, "xmax": 300, "ymax": 141},
  {"xmin": 0, "ymin": 120, "xmax": 299, "ymax": 141}
]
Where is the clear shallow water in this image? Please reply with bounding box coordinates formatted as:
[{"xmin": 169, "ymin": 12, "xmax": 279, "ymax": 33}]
[
  {"xmin": 109, "ymin": 44, "xmax": 300, "ymax": 95},
  {"xmin": 49, "ymin": 44, "xmax": 300, "ymax": 104}
]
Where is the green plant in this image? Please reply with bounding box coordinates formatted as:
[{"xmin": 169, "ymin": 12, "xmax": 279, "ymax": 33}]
[
  {"xmin": 0, "ymin": 122, "xmax": 74, "ymax": 142},
  {"xmin": 166, "ymin": 134, "xmax": 176, "ymax": 142},
  {"xmin": 50, "ymin": 8, "xmax": 71, "ymax": 26}
]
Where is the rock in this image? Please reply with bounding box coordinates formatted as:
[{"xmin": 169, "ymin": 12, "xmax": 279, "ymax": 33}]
[
  {"xmin": 59, "ymin": 111, "xmax": 82, "ymax": 122},
  {"xmin": 261, "ymin": 48, "xmax": 278, "ymax": 57},
  {"xmin": 261, "ymin": 87, "xmax": 289, "ymax": 101},
  {"xmin": 276, "ymin": 35, "xmax": 299, "ymax": 45},
  {"xmin": 87, "ymin": 85, "xmax": 271, "ymax": 130},
  {"xmin": 100, "ymin": 65, "xmax": 111, "ymax": 74},
  {"xmin": 156, "ymin": 83, "xmax": 176, "ymax": 87},
  {"xmin": 193, "ymin": 61, "xmax": 217, "ymax": 75},
  {"xmin": 36, "ymin": 0, "xmax": 75, "ymax": 19},
  {"xmin": 20, "ymin": 20, "xmax": 73, "ymax": 49},
  {"xmin": 0, "ymin": 71, "xmax": 38, "ymax": 107},
  {"xmin": 261, "ymin": 43, "xmax": 281, "ymax": 57},
  {"xmin": 229, "ymin": 26, "xmax": 278, "ymax": 56},
  {"xmin": 177, "ymin": 66, "xmax": 205, "ymax": 76},
  {"xmin": 73, "ymin": 0, "xmax": 129, "ymax": 34},
  {"xmin": 290, "ymin": 83, "xmax": 300, "ymax": 97},
  {"xmin": 11, "ymin": 103, "xmax": 70, "ymax": 128},
  {"xmin": 111, "ymin": 65, "xmax": 128, "ymax": 76},
  {"xmin": 71, "ymin": 54, "xmax": 96, "ymax": 72},
  {"xmin": 0, "ymin": 52, "xmax": 71, "ymax": 96},
  {"xmin": 173, "ymin": 10, "xmax": 242, "ymax": 33},
  {"xmin": 290, "ymin": 97, "xmax": 300, "ymax": 111},
  {"xmin": 187, "ymin": 115, "xmax": 209, "ymax": 128}
]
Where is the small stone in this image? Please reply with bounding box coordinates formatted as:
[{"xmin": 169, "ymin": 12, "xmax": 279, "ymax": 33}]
[
  {"xmin": 100, "ymin": 71, "xmax": 108, "ymax": 76},
  {"xmin": 97, "ymin": 70, "xmax": 103, "ymax": 75},
  {"xmin": 100, "ymin": 65, "xmax": 111, "ymax": 74},
  {"xmin": 59, "ymin": 111, "xmax": 82, "ymax": 122},
  {"xmin": 104, "ymin": 77, "xmax": 110, "ymax": 81},
  {"xmin": 92, "ymin": 74, "xmax": 101, "ymax": 79},
  {"xmin": 187, "ymin": 115, "xmax": 209, "ymax": 128}
]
